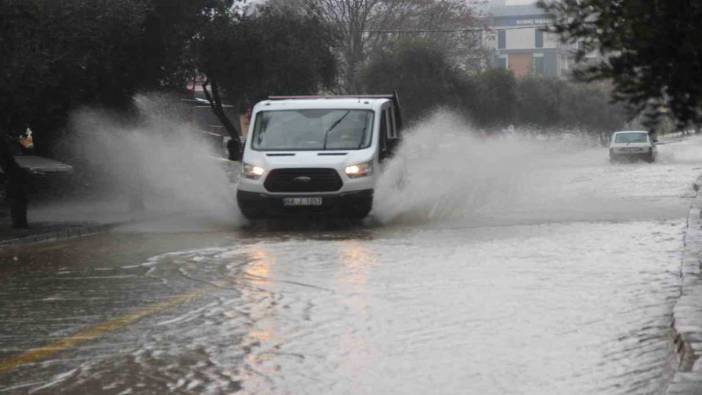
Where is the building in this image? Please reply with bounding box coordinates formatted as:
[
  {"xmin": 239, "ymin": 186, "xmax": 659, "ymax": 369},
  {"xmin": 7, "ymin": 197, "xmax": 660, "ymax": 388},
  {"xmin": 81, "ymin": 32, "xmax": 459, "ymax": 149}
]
[{"xmin": 485, "ymin": 3, "xmax": 576, "ymax": 78}]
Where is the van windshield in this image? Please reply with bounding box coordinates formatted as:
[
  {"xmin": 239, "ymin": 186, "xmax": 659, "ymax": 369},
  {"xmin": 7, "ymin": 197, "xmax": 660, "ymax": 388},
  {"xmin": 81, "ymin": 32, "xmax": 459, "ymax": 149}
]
[
  {"xmin": 614, "ymin": 132, "xmax": 648, "ymax": 143},
  {"xmin": 252, "ymin": 109, "xmax": 374, "ymax": 151}
]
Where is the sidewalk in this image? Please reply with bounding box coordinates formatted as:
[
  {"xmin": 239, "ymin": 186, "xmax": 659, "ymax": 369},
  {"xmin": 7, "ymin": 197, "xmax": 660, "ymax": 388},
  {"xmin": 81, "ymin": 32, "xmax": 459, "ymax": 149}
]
[
  {"xmin": 0, "ymin": 220, "xmax": 114, "ymax": 247},
  {"xmin": 668, "ymin": 175, "xmax": 702, "ymax": 395}
]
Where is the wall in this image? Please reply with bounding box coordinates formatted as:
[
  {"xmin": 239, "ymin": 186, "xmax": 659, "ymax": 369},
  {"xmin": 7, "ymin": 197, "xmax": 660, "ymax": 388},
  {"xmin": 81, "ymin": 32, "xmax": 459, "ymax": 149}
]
[{"xmin": 505, "ymin": 28, "xmax": 535, "ymax": 50}]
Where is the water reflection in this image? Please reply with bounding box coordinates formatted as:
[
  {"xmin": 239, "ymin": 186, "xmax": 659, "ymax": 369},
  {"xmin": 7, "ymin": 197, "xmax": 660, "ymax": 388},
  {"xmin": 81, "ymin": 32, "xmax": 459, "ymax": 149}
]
[
  {"xmin": 244, "ymin": 247, "xmax": 273, "ymax": 282},
  {"xmin": 335, "ymin": 241, "xmax": 379, "ymax": 387},
  {"xmin": 338, "ymin": 240, "xmax": 377, "ymax": 287},
  {"xmin": 237, "ymin": 246, "xmax": 278, "ymax": 390}
]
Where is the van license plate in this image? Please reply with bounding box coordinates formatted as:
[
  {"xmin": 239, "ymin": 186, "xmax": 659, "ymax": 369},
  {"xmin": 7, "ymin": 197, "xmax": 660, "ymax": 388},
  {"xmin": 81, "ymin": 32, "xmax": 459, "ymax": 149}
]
[{"xmin": 283, "ymin": 197, "xmax": 323, "ymax": 207}]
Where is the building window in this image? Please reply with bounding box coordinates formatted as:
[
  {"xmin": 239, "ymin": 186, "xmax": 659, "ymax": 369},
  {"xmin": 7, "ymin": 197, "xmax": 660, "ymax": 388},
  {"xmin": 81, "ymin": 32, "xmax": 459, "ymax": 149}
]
[
  {"xmin": 498, "ymin": 56, "xmax": 507, "ymax": 69},
  {"xmin": 535, "ymin": 29, "xmax": 543, "ymax": 48},
  {"xmin": 497, "ymin": 29, "xmax": 506, "ymax": 49}
]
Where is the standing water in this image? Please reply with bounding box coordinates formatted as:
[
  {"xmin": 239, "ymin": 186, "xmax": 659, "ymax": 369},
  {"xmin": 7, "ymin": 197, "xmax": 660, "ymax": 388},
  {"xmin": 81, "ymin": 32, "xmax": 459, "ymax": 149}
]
[{"xmin": 3, "ymin": 111, "xmax": 702, "ymax": 394}]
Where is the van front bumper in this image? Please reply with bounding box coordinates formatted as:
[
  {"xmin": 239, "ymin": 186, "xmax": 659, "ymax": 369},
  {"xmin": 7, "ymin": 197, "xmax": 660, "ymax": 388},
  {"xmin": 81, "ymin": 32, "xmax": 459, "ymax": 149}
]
[{"xmin": 236, "ymin": 189, "xmax": 373, "ymax": 217}]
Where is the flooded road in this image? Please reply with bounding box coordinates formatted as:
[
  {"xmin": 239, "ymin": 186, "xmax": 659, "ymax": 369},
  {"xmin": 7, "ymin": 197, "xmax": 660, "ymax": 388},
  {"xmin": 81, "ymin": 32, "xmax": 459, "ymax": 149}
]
[{"xmin": 2, "ymin": 135, "xmax": 702, "ymax": 394}]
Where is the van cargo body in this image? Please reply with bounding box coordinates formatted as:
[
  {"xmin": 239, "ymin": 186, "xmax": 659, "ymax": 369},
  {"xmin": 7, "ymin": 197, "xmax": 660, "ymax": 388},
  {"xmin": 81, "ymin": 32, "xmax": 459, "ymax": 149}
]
[{"xmin": 237, "ymin": 95, "xmax": 402, "ymax": 219}]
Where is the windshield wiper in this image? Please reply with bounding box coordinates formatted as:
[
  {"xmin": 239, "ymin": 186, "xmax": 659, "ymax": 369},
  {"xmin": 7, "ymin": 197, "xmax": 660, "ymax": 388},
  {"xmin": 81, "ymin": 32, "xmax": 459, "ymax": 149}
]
[{"xmin": 323, "ymin": 111, "xmax": 350, "ymax": 150}]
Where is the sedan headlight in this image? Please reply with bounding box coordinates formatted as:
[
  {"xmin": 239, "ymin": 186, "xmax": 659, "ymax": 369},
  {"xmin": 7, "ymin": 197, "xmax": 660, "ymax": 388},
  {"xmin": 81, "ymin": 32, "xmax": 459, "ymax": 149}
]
[
  {"xmin": 344, "ymin": 161, "xmax": 373, "ymax": 178},
  {"xmin": 242, "ymin": 162, "xmax": 265, "ymax": 180}
]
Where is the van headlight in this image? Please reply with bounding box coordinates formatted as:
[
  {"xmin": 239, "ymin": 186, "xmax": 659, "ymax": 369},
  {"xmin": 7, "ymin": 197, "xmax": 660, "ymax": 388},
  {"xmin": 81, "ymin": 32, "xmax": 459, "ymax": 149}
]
[
  {"xmin": 242, "ymin": 162, "xmax": 265, "ymax": 180},
  {"xmin": 344, "ymin": 161, "xmax": 373, "ymax": 178}
]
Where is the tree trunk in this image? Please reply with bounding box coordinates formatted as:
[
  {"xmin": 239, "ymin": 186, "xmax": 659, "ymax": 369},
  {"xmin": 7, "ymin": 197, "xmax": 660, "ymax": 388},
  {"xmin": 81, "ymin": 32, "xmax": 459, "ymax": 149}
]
[
  {"xmin": 202, "ymin": 78, "xmax": 243, "ymax": 161},
  {"xmin": 0, "ymin": 135, "xmax": 28, "ymax": 228}
]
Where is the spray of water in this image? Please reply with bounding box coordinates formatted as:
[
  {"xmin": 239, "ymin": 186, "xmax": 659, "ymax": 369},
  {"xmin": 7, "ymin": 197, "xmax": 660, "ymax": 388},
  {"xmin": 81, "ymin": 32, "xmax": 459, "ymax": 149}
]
[
  {"xmin": 32, "ymin": 103, "xmax": 700, "ymax": 231},
  {"xmin": 33, "ymin": 94, "xmax": 241, "ymax": 229},
  {"xmin": 371, "ymin": 110, "xmax": 660, "ymax": 226}
]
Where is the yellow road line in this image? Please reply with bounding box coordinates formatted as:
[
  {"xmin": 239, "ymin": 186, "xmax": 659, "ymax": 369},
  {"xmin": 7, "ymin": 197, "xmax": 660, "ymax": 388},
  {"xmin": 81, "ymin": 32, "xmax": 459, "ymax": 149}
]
[{"xmin": 0, "ymin": 290, "xmax": 204, "ymax": 375}]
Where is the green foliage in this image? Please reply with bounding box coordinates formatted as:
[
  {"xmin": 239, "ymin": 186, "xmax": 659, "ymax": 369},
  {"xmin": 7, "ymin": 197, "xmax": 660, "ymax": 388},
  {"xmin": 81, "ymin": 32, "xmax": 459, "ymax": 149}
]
[
  {"xmin": 290, "ymin": 0, "xmax": 482, "ymax": 93},
  {"xmin": 197, "ymin": 6, "xmax": 338, "ymax": 108},
  {"xmin": 360, "ymin": 40, "xmax": 467, "ymax": 122},
  {"xmin": 559, "ymin": 82, "xmax": 628, "ymax": 134},
  {"xmin": 0, "ymin": 0, "xmax": 629, "ymax": 153},
  {"xmin": 250, "ymin": 10, "xmax": 337, "ymax": 98},
  {"xmin": 515, "ymin": 77, "xmax": 563, "ymax": 128},
  {"xmin": 0, "ymin": 0, "xmax": 151, "ymax": 140},
  {"xmin": 0, "ymin": 0, "xmax": 337, "ymax": 148},
  {"xmin": 0, "ymin": 0, "xmax": 223, "ymax": 151},
  {"xmin": 516, "ymin": 77, "xmax": 627, "ymax": 134},
  {"xmin": 538, "ymin": 0, "xmax": 702, "ymax": 129},
  {"xmin": 140, "ymin": 0, "xmax": 225, "ymax": 89},
  {"xmin": 360, "ymin": 40, "xmax": 626, "ymax": 133},
  {"xmin": 471, "ymin": 69, "xmax": 518, "ymax": 128}
]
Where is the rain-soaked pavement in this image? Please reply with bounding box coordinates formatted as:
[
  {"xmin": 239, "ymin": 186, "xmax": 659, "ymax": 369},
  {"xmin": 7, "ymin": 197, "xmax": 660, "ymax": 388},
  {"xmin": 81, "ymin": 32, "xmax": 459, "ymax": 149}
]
[{"xmin": 2, "ymin": 135, "xmax": 702, "ymax": 394}]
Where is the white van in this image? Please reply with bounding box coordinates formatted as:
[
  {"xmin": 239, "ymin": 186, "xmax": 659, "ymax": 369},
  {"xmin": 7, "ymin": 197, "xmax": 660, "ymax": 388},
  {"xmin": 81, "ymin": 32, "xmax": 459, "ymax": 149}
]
[
  {"xmin": 609, "ymin": 130, "xmax": 657, "ymax": 162},
  {"xmin": 236, "ymin": 94, "xmax": 403, "ymax": 219}
]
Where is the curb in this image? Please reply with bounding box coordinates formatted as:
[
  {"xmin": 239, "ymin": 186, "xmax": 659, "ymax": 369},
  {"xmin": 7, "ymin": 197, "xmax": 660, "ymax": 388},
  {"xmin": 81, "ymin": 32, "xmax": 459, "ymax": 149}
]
[
  {"xmin": 668, "ymin": 176, "xmax": 702, "ymax": 394},
  {"xmin": 0, "ymin": 223, "xmax": 115, "ymax": 248}
]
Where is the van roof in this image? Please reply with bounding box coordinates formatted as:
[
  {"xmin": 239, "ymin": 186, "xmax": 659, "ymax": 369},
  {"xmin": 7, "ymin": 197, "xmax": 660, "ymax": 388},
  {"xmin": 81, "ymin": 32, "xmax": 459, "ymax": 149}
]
[
  {"xmin": 254, "ymin": 97, "xmax": 391, "ymax": 112},
  {"xmin": 613, "ymin": 130, "xmax": 648, "ymax": 134}
]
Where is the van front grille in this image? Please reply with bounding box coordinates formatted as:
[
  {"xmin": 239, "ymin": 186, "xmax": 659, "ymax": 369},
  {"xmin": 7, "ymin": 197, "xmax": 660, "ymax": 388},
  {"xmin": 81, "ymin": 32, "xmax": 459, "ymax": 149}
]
[{"xmin": 264, "ymin": 168, "xmax": 343, "ymax": 193}]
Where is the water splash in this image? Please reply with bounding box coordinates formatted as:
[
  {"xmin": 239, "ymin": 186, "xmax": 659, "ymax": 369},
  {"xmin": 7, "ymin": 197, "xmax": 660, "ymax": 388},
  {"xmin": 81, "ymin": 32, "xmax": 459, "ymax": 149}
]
[
  {"xmin": 35, "ymin": 94, "xmax": 242, "ymax": 229},
  {"xmin": 371, "ymin": 110, "xmax": 696, "ymax": 226}
]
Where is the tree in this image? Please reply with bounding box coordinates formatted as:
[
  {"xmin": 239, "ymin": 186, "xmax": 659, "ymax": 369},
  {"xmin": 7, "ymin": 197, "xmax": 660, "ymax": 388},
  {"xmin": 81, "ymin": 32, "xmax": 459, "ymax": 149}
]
[
  {"xmin": 514, "ymin": 77, "xmax": 627, "ymax": 138},
  {"xmin": 196, "ymin": 3, "xmax": 338, "ymax": 145},
  {"xmin": 273, "ymin": 0, "xmax": 482, "ymax": 93},
  {"xmin": 243, "ymin": 8, "xmax": 338, "ymax": 98},
  {"xmin": 0, "ymin": 0, "xmax": 151, "ymax": 142},
  {"xmin": 557, "ymin": 82, "xmax": 627, "ymax": 141},
  {"xmin": 0, "ymin": 0, "xmax": 338, "ymax": 226},
  {"xmin": 360, "ymin": 43, "xmax": 625, "ymax": 133},
  {"xmin": 196, "ymin": 4, "xmax": 251, "ymax": 150},
  {"xmin": 0, "ymin": 0, "xmax": 153, "ymax": 227},
  {"xmin": 515, "ymin": 77, "xmax": 564, "ymax": 128},
  {"xmin": 0, "ymin": 0, "xmax": 224, "ymax": 226},
  {"xmin": 360, "ymin": 39, "xmax": 468, "ymax": 123},
  {"xmin": 538, "ymin": 0, "xmax": 702, "ymax": 129},
  {"xmin": 470, "ymin": 69, "xmax": 517, "ymax": 128},
  {"xmin": 140, "ymin": 0, "xmax": 221, "ymax": 90}
]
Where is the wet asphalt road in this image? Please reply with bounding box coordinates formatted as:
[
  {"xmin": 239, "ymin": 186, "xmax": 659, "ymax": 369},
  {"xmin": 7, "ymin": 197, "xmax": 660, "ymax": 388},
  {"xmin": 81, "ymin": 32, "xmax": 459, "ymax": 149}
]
[{"xmin": 2, "ymin": 136, "xmax": 702, "ymax": 394}]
